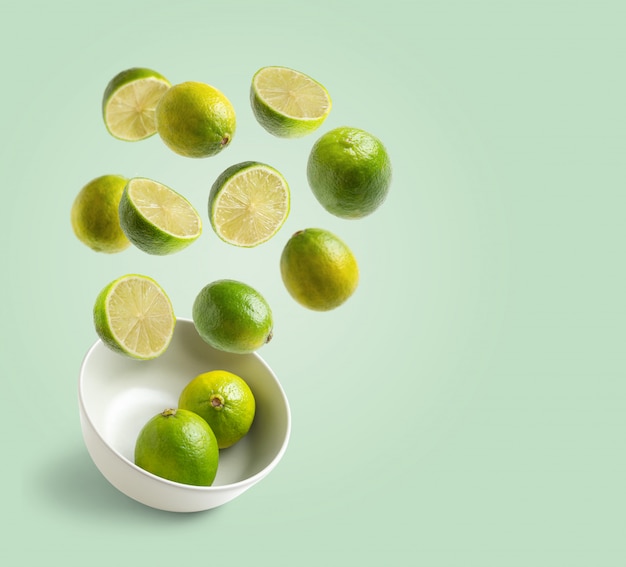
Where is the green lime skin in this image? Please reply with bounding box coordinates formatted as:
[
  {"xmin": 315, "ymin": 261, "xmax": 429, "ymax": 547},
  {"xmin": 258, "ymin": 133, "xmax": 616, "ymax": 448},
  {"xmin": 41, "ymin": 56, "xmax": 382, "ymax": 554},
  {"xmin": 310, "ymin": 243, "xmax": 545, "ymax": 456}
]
[
  {"xmin": 71, "ymin": 174, "xmax": 130, "ymax": 253},
  {"xmin": 192, "ymin": 279, "xmax": 273, "ymax": 354},
  {"xmin": 179, "ymin": 370, "xmax": 256, "ymax": 449},
  {"xmin": 280, "ymin": 228, "xmax": 359, "ymax": 311},
  {"xmin": 134, "ymin": 408, "xmax": 219, "ymax": 486},
  {"xmin": 155, "ymin": 81, "xmax": 236, "ymax": 158},
  {"xmin": 307, "ymin": 127, "xmax": 392, "ymax": 219}
]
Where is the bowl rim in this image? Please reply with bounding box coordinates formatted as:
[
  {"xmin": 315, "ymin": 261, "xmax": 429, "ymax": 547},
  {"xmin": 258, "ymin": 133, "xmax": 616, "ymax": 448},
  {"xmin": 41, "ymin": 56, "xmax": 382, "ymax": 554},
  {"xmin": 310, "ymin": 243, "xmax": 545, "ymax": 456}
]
[{"xmin": 78, "ymin": 317, "xmax": 292, "ymax": 493}]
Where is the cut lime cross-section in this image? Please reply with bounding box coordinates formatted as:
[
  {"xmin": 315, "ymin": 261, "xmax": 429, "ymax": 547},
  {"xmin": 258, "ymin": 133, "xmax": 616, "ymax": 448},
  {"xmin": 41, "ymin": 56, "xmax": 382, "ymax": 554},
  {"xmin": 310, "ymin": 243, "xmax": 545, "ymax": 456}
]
[
  {"xmin": 103, "ymin": 67, "xmax": 171, "ymax": 141},
  {"xmin": 119, "ymin": 177, "xmax": 202, "ymax": 255},
  {"xmin": 209, "ymin": 161, "xmax": 290, "ymax": 247},
  {"xmin": 93, "ymin": 274, "xmax": 176, "ymax": 360},
  {"xmin": 250, "ymin": 66, "xmax": 332, "ymax": 138}
]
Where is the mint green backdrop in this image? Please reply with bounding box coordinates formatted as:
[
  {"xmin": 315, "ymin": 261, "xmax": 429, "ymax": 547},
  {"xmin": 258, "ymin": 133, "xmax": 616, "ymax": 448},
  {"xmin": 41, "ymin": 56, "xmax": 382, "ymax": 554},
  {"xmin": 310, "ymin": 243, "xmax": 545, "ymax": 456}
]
[{"xmin": 5, "ymin": 1, "xmax": 625, "ymax": 565}]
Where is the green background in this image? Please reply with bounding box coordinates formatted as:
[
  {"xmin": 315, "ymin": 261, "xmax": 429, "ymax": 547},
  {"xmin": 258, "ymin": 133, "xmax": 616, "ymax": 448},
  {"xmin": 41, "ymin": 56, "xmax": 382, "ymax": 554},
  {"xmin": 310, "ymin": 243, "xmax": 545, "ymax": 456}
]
[{"xmin": 6, "ymin": 0, "xmax": 625, "ymax": 565}]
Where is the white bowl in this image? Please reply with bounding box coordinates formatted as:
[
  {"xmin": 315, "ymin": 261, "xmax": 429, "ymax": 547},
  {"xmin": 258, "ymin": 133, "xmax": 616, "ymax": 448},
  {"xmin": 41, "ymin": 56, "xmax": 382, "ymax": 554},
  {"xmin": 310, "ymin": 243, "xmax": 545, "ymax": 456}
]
[{"xmin": 78, "ymin": 318, "xmax": 291, "ymax": 513}]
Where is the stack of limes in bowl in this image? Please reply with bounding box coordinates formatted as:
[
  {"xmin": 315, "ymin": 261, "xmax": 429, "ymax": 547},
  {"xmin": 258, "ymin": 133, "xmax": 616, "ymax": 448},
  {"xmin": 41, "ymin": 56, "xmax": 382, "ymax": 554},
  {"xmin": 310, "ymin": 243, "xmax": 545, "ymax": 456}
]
[{"xmin": 134, "ymin": 369, "xmax": 257, "ymax": 486}]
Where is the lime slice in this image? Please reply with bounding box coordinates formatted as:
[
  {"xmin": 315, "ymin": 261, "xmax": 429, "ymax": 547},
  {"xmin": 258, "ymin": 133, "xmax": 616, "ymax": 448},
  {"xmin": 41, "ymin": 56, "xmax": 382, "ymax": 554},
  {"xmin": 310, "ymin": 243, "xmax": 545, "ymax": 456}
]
[
  {"xmin": 103, "ymin": 67, "xmax": 171, "ymax": 141},
  {"xmin": 93, "ymin": 274, "xmax": 176, "ymax": 360},
  {"xmin": 250, "ymin": 66, "xmax": 332, "ymax": 138},
  {"xmin": 119, "ymin": 177, "xmax": 202, "ymax": 255},
  {"xmin": 208, "ymin": 161, "xmax": 290, "ymax": 247}
]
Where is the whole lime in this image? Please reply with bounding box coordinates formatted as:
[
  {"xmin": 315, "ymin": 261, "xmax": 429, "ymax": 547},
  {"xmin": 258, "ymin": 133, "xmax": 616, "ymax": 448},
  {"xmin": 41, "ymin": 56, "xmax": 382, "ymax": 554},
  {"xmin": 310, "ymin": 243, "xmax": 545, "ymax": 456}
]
[
  {"xmin": 307, "ymin": 126, "xmax": 392, "ymax": 219},
  {"xmin": 192, "ymin": 279, "xmax": 273, "ymax": 354},
  {"xmin": 71, "ymin": 174, "xmax": 130, "ymax": 253},
  {"xmin": 280, "ymin": 228, "xmax": 359, "ymax": 311},
  {"xmin": 155, "ymin": 81, "xmax": 236, "ymax": 158},
  {"xmin": 134, "ymin": 408, "xmax": 219, "ymax": 486},
  {"xmin": 179, "ymin": 370, "xmax": 256, "ymax": 449}
]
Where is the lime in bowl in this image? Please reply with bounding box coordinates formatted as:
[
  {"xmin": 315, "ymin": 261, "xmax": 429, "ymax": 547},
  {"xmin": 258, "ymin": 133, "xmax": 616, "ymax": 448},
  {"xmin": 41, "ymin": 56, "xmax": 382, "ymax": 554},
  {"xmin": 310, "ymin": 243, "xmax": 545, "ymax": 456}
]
[{"xmin": 78, "ymin": 318, "xmax": 291, "ymax": 513}]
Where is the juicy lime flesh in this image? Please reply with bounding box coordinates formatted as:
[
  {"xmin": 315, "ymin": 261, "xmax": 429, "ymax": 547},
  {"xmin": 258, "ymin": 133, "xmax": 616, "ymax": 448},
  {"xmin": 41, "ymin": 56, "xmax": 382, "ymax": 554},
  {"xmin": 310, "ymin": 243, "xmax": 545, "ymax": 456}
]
[
  {"xmin": 97, "ymin": 275, "xmax": 175, "ymax": 359},
  {"xmin": 104, "ymin": 72, "xmax": 170, "ymax": 141},
  {"xmin": 192, "ymin": 279, "xmax": 273, "ymax": 354},
  {"xmin": 211, "ymin": 163, "xmax": 289, "ymax": 247},
  {"xmin": 307, "ymin": 127, "xmax": 392, "ymax": 219},
  {"xmin": 280, "ymin": 228, "xmax": 359, "ymax": 311},
  {"xmin": 128, "ymin": 178, "xmax": 201, "ymax": 238},
  {"xmin": 254, "ymin": 67, "xmax": 330, "ymax": 120},
  {"xmin": 135, "ymin": 408, "xmax": 219, "ymax": 486},
  {"xmin": 179, "ymin": 370, "xmax": 256, "ymax": 449}
]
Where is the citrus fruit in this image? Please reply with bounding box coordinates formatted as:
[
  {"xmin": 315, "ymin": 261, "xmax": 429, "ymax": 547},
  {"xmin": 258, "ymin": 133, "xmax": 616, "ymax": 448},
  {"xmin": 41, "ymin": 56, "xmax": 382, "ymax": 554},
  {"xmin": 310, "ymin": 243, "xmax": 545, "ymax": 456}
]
[
  {"xmin": 93, "ymin": 274, "xmax": 176, "ymax": 360},
  {"xmin": 70, "ymin": 174, "xmax": 131, "ymax": 253},
  {"xmin": 192, "ymin": 279, "xmax": 273, "ymax": 354},
  {"xmin": 250, "ymin": 66, "xmax": 332, "ymax": 138},
  {"xmin": 118, "ymin": 177, "xmax": 202, "ymax": 255},
  {"xmin": 179, "ymin": 370, "xmax": 256, "ymax": 449},
  {"xmin": 102, "ymin": 67, "xmax": 171, "ymax": 141},
  {"xmin": 307, "ymin": 126, "xmax": 392, "ymax": 219},
  {"xmin": 280, "ymin": 228, "xmax": 359, "ymax": 311},
  {"xmin": 155, "ymin": 81, "xmax": 236, "ymax": 158},
  {"xmin": 134, "ymin": 408, "xmax": 219, "ymax": 486},
  {"xmin": 208, "ymin": 161, "xmax": 290, "ymax": 247}
]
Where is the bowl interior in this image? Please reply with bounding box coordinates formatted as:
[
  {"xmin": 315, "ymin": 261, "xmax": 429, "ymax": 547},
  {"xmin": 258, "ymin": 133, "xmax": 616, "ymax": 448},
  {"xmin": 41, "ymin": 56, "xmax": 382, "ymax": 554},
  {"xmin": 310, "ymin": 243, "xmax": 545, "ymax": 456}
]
[{"xmin": 79, "ymin": 318, "xmax": 290, "ymax": 487}]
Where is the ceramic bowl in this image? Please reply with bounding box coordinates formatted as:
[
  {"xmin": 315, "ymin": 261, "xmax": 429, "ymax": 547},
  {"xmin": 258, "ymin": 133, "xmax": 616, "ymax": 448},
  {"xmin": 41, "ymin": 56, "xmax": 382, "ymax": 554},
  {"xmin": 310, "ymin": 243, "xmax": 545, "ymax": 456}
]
[{"xmin": 78, "ymin": 318, "xmax": 291, "ymax": 512}]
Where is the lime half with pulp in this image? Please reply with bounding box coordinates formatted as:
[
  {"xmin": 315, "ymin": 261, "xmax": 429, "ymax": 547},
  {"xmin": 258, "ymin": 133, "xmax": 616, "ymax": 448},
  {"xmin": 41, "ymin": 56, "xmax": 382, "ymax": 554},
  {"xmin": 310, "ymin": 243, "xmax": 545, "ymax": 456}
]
[
  {"xmin": 93, "ymin": 274, "xmax": 176, "ymax": 360},
  {"xmin": 209, "ymin": 161, "xmax": 290, "ymax": 247},
  {"xmin": 103, "ymin": 67, "xmax": 171, "ymax": 141},
  {"xmin": 118, "ymin": 177, "xmax": 202, "ymax": 255},
  {"xmin": 250, "ymin": 66, "xmax": 331, "ymax": 138}
]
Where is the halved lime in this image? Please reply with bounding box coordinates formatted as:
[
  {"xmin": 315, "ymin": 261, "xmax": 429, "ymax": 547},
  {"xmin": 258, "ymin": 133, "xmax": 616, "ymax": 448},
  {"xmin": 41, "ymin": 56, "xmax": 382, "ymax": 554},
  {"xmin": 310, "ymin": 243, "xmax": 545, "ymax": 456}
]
[
  {"xmin": 119, "ymin": 177, "xmax": 202, "ymax": 255},
  {"xmin": 103, "ymin": 67, "xmax": 171, "ymax": 141},
  {"xmin": 209, "ymin": 161, "xmax": 290, "ymax": 247},
  {"xmin": 93, "ymin": 274, "xmax": 176, "ymax": 360},
  {"xmin": 250, "ymin": 66, "xmax": 332, "ymax": 138}
]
